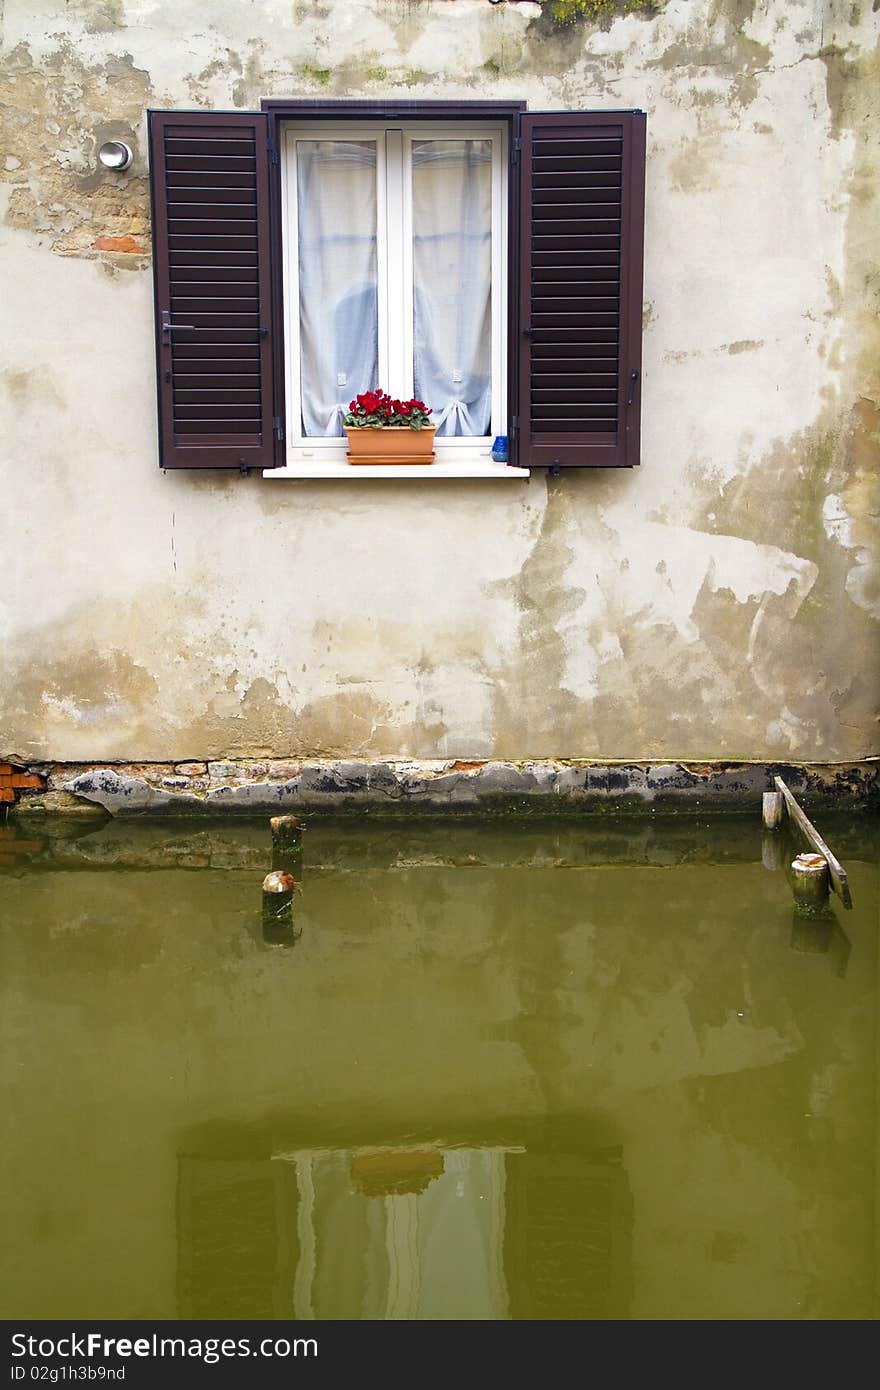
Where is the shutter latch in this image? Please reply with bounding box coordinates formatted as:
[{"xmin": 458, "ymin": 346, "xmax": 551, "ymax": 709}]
[
  {"xmin": 161, "ymin": 309, "xmax": 195, "ymax": 341},
  {"xmin": 627, "ymin": 369, "xmax": 640, "ymax": 405},
  {"xmin": 274, "ymin": 416, "xmax": 284, "ymax": 442}
]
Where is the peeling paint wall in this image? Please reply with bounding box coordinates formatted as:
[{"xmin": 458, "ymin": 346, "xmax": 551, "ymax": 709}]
[{"xmin": 1, "ymin": 0, "xmax": 878, "ymax": 763}]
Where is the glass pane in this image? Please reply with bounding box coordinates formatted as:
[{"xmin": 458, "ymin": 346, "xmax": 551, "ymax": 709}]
[
  {"xmin": 296, "ymin": 141, "xmax": 378, "ymax": 437},
  {"xmin": 412, "ymin": 139, "xmax": 492, "ymax": 438}
]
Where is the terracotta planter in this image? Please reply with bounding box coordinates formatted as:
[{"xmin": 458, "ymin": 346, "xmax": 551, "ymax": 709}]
[{"xmin": 344, "ymin": 424, "xmax": 436, "ymax": 465}]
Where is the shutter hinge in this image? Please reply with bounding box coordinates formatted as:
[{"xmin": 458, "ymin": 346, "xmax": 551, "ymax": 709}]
[
  {"xmin": 268, "ymin": 137, "xmax": 279, "ymax": 166},
  {"xmin": 274, "ymin": 415, "xmax": 284, "ymax": 442},
  {"xmin": 510, "ymin": 415, "xmax": 519, "ymax": 438},
  {"xmin": 511, "ymin": 136, "xmax": 521, "ymax": 166}
]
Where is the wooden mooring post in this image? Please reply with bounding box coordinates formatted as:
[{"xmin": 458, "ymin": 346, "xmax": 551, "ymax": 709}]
[
  {"xmin": 790, "ymin": 910, "xmax": 834, "ymax": 954},
  {"xmin": 762, "ymin": 791, "xmax": 783, "ymax": 830},
  {"xmin": 262, "ymin": 869, "xmax": 297, "ymax": 925},
  {"xmin": 270, "ymin": 814, "xmax": 303, "ymax": 849},
  {"xmin": 791, "ymin": 852, "xmax": 830, "ymax": 914},
  {"xmin": 761, "ymin": 830, "xmax": 784, "ymax": 872},
  {"xmin": 772, "ymin": 775, "xmax": 853, "ymax": 911},
  {"xmin": 270, "ymin": 814, "xmax": 304, "ymax": 874},
  {"xmin": 261, "ymin": 869, "xmax": 302, "ymax": 945}
]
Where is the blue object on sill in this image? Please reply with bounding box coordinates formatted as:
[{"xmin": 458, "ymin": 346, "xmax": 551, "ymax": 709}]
[{"xmin": 491, "ymin": 434, "xmax": 508, "ymax": 462}]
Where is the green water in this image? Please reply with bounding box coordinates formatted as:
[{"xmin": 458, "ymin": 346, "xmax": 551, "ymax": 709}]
[{"xmin": 1, "ymin": 815, "xmax": 877, "ymax": 1321}]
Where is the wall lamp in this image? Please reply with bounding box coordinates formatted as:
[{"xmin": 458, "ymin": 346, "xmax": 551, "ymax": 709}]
[{"xmin": 97, "ymin": 139, "xmax": 133, "ymax": 171}]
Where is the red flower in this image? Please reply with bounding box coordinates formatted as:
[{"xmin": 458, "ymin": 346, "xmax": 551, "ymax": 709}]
[
  {"xmin": 356, "ymin": 389, "xmax": 385, "ymax": 414},
  {"xmin": 343, "ymin": 387, "xmax": 432, "ymax": 430}
]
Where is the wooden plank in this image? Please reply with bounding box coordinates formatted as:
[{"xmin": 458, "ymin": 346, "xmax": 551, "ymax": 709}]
[{"xmin": 774, "ymin": 775, "xmax": 852, "ymax": 909}]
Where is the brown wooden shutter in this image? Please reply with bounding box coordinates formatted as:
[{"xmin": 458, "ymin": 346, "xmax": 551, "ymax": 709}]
[
  {"xmin": 148, "ymin": 111, "xmax": 276, "ymax": 470},
  {"xmin": 517, "ymin": 110, "xmax": 646, "ymax": 469}
]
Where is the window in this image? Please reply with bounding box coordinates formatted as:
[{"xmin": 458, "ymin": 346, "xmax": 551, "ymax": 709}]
[
  {"xmin": 282, "ymin": 122, "xmax": 507, "ymax": 468},
  {"xmin": 148, "ymin": 102, "xmax": 645, "ymax": 476}
]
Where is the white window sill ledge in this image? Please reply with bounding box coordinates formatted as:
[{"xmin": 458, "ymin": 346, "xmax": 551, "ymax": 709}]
[{"xmin": 262, "ymin": 461, "xmax": 530, "ymax": 480}]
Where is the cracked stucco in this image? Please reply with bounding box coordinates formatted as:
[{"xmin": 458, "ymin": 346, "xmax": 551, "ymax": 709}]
[{"xmin": 1, "ymin": 0, "xmax": 878, "ymax": 763}]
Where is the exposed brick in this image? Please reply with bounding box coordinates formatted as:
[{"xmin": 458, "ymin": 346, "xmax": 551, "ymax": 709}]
[
  {"xmin": 124, "ymin": 763, "xmax": 175, "ymax": 783},
  {"xmin": 0, "ymin": 789, "xmax": 15, "ymax": 803},
  {"xmin": 0, "ymin": 764, "xmax": 12, "ymax": 775},
  {"xmin": 267, "ymin": 762, "xmax": 301, "ymax": 779},
  {"xmin": 93, "ymin": 234, "xmax": 146, "ymax": 253},
  {"xmin": 8, "ymin": 774, "xmax": 44, "ymax": 789}
]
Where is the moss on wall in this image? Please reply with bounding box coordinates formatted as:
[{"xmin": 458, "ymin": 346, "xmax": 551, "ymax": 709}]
[{"xmin": 534, "ymin": 0, "xmax": 663, "ymax": 25}]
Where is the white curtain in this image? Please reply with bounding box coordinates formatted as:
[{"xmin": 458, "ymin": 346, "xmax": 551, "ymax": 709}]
[
  {"xmin": 296, "ymin": 140, "xmax": 378, "ymax": 437},
  {"xmin": 295, "ymin": 135, "xmax": 492, "ymax": 440},
  {"xmin": 412, "ymin": 139, "xmax": 492, "ymax": 438}
]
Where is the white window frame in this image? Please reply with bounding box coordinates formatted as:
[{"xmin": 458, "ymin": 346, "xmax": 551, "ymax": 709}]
[{"xmin": 268, "ymin": 119, "xmax": 527, "ymax": 479}]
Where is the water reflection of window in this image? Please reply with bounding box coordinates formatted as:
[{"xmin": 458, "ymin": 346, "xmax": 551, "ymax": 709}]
[
  {"xmin": 288, "ymin": 1148, "xmax": 508, "ymax": 1320},
  {"xmin": 503, "ymin": 1147, "xmax": 632, "ymax": 1320},
  {"xmin": 177, "ymin": 1156, "xmax": 300, "ymax": 1319},
  {"xmin": 176, "ymin": 1141, "xmax": 631, "ymax": 1320}
]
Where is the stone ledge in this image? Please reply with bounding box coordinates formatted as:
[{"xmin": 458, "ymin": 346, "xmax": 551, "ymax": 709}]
[{"xmin": 4, "ymin": 759, "xmax": 876, "ymax": 817}]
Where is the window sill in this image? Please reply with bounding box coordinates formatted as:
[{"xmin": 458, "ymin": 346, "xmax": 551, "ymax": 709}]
[{"xmin": 262, "ymin": 460, "xmax": 530, "ymax": 480}]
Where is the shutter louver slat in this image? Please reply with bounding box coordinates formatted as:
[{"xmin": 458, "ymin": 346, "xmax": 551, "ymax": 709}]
[
  {"xmin": 166, "ymin": 173, "xmax": 257, "ymax": 188},
  {"xmin": 165, "ymin": 156, "xmax": 256, "ymax": 172},
  {"xmin": 150, "ymin": 110, "xmax": 276, "ymax": 469},
  {"xmin": 518, "ymin": 111, "xmax": 646, "ymax": 468}
]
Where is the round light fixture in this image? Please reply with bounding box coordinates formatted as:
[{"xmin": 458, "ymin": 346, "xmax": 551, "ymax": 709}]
[{"xmin": 97, "ymin": 140, "xmax": 133, "ymax": 171}]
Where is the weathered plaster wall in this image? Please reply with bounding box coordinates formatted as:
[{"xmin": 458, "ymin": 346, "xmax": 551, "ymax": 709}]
[{"xmin": 2, "ymin": 0, "xmax": 878, "ymax": 763}]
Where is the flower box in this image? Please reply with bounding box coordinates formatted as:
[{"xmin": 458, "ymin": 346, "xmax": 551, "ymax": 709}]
[
  {"xmin": 343, "ymin": 389, "xmax": 435, "ymax": 465},
  {"xmin": 344, "ymin": 424, "xmax": 436, "ymax": 465}
]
